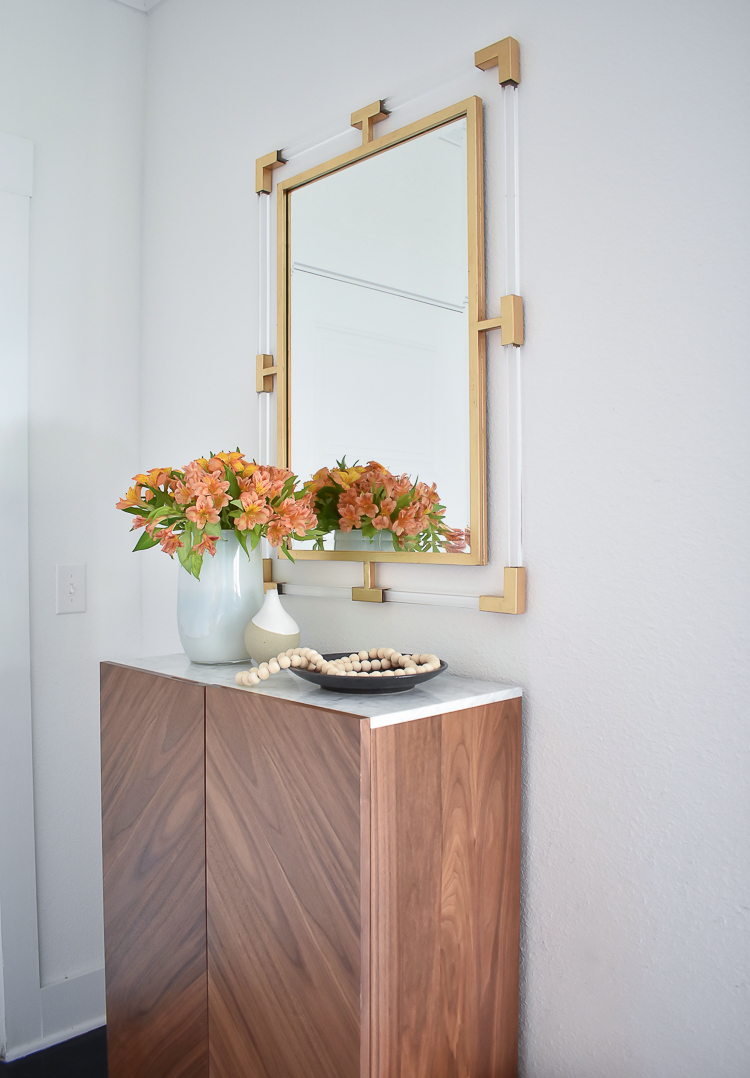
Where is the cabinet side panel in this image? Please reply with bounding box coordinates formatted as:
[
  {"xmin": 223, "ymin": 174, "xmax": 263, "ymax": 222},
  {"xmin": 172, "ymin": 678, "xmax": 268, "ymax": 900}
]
[
  {"xmin": 371, "ymin": 699, "xmax": 521, "ymax": 1078},
  {"xmin": 100, "ymin": 664, "xmax": 208, "ymax": 1078},
  {"xmin": 205, "ymin": 688, "xmax": 361, "ymax": 1078}
]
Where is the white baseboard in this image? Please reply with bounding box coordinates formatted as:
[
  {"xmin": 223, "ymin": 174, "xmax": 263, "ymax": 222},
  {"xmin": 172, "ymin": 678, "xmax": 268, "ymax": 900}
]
[{"xmin": 3, "ymin": 968, "xmax": 105, "ymax": 1062}]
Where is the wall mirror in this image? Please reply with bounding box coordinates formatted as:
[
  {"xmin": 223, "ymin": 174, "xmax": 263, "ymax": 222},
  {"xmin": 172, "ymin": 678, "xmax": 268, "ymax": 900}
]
[{"xmin": 276, "ymin": 97, "xmax": 487, "ymax": 565}]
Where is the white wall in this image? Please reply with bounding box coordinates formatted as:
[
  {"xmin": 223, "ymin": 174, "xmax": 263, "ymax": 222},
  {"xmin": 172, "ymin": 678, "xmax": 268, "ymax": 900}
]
[
  {"xmin": 0, "ymin": 0, "xmax": 146, "ymax": 1056},
  {"xmin": 141, "ymin": 0, "xmax": 750, "ymax": 1075}
]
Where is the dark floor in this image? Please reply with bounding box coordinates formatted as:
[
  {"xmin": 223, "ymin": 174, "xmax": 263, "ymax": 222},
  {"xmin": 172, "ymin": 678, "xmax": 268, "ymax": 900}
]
[{"xmin": 0, "ymin": 1028, "xmax": 107, "ymax": 1077}]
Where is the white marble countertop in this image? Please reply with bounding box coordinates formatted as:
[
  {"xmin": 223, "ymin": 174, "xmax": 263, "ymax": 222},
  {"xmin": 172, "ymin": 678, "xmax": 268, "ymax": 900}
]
[{"xmin": 104, "ymin": 654, "xmax": 523, "ymax": 729}]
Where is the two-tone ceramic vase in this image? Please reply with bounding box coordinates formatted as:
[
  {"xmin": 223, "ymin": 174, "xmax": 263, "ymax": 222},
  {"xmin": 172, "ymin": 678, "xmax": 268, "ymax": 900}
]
[{"xmin": 244, "ymin": 588, "xmax": 300, "ymax": 664}]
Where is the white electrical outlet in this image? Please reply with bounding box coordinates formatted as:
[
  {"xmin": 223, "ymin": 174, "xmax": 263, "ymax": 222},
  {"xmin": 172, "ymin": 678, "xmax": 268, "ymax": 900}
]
[{"xmin": 56, "ymin": 564, "xmax": 86, "ymax": 614}]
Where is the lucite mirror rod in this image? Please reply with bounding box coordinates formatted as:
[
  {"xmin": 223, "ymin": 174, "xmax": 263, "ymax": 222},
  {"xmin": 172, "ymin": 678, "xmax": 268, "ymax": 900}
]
[{"xmin": 276, "ymin": 97, "xmax": 487, "ymax": 566}]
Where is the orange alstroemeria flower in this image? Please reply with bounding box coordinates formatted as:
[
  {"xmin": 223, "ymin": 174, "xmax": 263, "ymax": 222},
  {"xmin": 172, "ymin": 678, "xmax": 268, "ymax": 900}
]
[
  {"xmin": 116, "ymin": 486, "xmax": 148, "ymax": 511},
  {"xmin": 172, "ymin": 480, "xmax": 194, "ymax": 505},
  {"xmin": 338, "ymin": 504, "xmax": 362, "ymax": 533},
  {"xmin": 158, "ymin": 524, "xmax": 184, "ymax": 557},
  {"xmin": 185, "ymin": 495, "xmax": 220, "ymax": 531},
  {"xmin": 331, "ymin": 466, "xmax": 364, "ymax": 491},
  {"xmin": 442, "ymin": 527, "xmax": 467, "ymax": 553},
  {"xmin": 276, "ymin": 496, "xmax": 316, "ymax": 537},
  {"xmin": 235, "ymin": 491, "xmax": 272, "ymax": 531},
  {"xmin": 201, "ymin": 474, "xmax": 231, "ymax": 509},
  {"xmin": 304, "ymin": 467, "xmax": 331, "ymax": 495},
  {"xmin": 210, "ymin": 451, "xmax": 246, "ymax": 475},
  {"xmin": 192, "ymin": 533, "xmax": 219, "ymax": 558},
  {"xmin": 354, "ymin": 493, "xmax": 378, "ymax": 519},
  {"xmin": 372, "ymin": 515, "xmax": 393, "ymax": 531},
  {"xmin": 266, "ymin": 519, "xmax": 292, "ymax": 547}
]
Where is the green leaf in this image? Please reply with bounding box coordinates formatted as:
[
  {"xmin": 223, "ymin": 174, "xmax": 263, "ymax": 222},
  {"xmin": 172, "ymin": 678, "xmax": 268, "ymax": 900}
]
[
  {"xmin": 235, "ymin": 528, "xmax": 250, "ymax": 558},
  {"xmin": 224, "ymin": 464, "xmax": 240, "ymax": 499},
  {"xmin": 133, "ymin": 530, "xmax": 159, "ymax": 551},
  {"xmin": 191, "ymin": 554, "xmax": 202, "ymax": 579}
]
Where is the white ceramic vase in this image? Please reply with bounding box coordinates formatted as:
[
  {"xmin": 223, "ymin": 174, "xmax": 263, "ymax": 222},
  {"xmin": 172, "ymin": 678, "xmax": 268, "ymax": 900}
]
[
  {"xmin": 177, "ymin": 531, "xmax": 263, "ymax": 664},
  {"xmin": 244, "ymin": 588, "xmax": 300, "ymax": 664},
  {"xmin": 334, "ymin": 528, "xmax": 394, "ymax": 552}
]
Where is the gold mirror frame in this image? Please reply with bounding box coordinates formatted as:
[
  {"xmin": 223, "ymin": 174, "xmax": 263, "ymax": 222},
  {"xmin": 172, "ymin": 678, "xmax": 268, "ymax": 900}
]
[{"xmin": 276, "ymin": 96, "xmax": 487, "ymax": 566}]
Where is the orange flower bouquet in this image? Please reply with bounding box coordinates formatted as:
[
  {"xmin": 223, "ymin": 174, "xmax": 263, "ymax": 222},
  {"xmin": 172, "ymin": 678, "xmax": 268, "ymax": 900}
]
[
  {"xmin": 304, "ymin": 459, "xmax": 467, "ymax": 554},
  {"xmin": 116, "ymin": 450, "xmax": 319, "ymax": 577}
]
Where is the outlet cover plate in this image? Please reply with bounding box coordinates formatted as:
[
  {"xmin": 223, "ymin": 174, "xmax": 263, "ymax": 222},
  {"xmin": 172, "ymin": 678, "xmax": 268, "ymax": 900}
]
[{"xmin": 56, "ymin": 564, "xmax": 86, "ymax": 614}]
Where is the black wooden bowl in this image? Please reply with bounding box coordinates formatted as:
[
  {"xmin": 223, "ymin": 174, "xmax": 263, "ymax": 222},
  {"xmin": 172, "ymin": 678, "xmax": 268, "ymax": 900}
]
[{"xmin": 289, "ymin": 652, "xmax": 448, "ymax": 694}]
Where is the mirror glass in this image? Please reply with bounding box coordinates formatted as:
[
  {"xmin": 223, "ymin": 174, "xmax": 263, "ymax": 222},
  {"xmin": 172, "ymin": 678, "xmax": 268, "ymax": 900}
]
[{"xmin": 287, "ymin": 117, "xmax": 474, "ymax": 554}]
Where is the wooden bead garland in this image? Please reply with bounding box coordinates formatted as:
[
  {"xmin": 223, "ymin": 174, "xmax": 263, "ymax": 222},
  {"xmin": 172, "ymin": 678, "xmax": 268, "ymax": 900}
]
[{"xmin": 235, "ymin": 646, "xmax": 441, "ymax": 688}]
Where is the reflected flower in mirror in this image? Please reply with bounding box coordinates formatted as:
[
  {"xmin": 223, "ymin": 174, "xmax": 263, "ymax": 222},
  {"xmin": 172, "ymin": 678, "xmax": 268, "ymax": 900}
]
[{"xmin": 304, "ymin": 459, "xmax": 467, "ymax": 554}]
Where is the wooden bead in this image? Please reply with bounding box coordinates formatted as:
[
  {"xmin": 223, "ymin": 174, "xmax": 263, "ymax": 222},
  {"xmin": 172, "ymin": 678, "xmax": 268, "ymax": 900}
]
[
  {"xmin": 369, "ymin": 648, "xmax": 379, "ymax": 659},
  {"xmin": 278, "ymin": 655, "xmax": 291, "ymax": 669},
  {"xmin": 290, "ymin": 655, "xmax": 301, "ymax": 667},
  {"xmin": 371, "ymin": 659, "xmax": 381, "ymax": 670},
  {"xmin": 258, "ymin": 667, "xmax": 270, "ymax": 680},
  {"xmin": 361, "ymin": 660, "xmax": 372, "ymax": 671},
  {"xmin": 268, "ymin": 660, "xmax": 280, "ymax": 674}
]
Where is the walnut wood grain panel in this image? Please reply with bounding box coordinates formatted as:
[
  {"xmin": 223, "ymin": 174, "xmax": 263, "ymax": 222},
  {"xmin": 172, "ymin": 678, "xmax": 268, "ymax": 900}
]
[
  {"xmin": 205, "ymin": 687, "xmax": 362, "ymax": 1078},
  {"xmin": 100, "ymin": 664, "xmax": 208, "ymax": 1078},
  {"xmin": 370, "ymin": 699, "xmax": 522, "ymax": 1078}
]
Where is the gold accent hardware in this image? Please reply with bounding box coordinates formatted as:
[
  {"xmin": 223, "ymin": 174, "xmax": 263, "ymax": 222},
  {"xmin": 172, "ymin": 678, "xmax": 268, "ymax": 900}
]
[
  {"xmin": 278, "ymin": 97, "xmax": 487, "ymax": 565},
  {"xmin": 476, "ymin": 294, "xmax": 524, "ymax": 347},
  {"xmin": 255, "ymin": 150, "xmax": 286, "ymax": 195},
  {"xmin": 262, "ymin": 557, "xmax": 277, "ymax": 592},
  {"xmin": 474, "ymin": 37, "xmax": 520, "ymax": 85},
  {"xmin": 350, "ymin": 100, "xmax": 389, "ymax": 145},
  {"xmin": 352, "ymin": 561, "xmax": 387, "ymax": 603},
  {"xmin": 479, "ymin": 567, "xmax": 526, "ymax": 614},
  {"xmin": 256, "ymin": 353, "xmax": 278, "ymax": 393}
]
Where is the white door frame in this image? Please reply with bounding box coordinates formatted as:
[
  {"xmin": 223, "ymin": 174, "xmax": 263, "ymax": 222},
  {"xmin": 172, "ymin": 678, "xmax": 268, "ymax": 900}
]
[{"xmin": 0, "ymin": 129, "xmax": 42, "ymax": 1061}]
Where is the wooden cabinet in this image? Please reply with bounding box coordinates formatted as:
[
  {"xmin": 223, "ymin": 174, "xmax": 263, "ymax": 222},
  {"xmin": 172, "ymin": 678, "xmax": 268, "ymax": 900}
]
[{"xmin": 101, "ymin": 661, "xmax": 521, "ymax": 1078}]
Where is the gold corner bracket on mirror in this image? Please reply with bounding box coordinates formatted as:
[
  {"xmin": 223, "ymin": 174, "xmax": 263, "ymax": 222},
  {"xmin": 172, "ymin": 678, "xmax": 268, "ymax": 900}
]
[
  {"xmin": 479, "ymin": 567, "xmax": 526, "ymax": 614},
  {"xmin": 475, "ymin": 36, "xmax": 521, "ymax": 86},
  {"xmin": 477, "ymin": 294, "xmax": 524, "ymax": 347},
  {"xmin": 256, "ymin": 353, "xmax": 278, "ymax": 393},
  {"xmin": 256, "ymin": 150, "xmax": 286, "ymax": 195},
  {"xmin": 352, "ymin": 561, "xmax": 387, "ymax": 603},
  {"xmin": 350, "ymin": 100, "xmax": 389, "ymax": 145}
]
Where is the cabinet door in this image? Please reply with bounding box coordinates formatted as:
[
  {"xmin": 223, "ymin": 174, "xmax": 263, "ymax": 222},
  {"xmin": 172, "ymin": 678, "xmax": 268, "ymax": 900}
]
[
  {"xmin": 101, "ymin": 664, "xmax": 208, "ymax": 1078},
  {"xmin": 205, "ymin": 688, "xmax": 362, "ymax": 1078},
  {"xmin": 370, "ymin": 700, "xmax": 522, "ymax": 1078}
]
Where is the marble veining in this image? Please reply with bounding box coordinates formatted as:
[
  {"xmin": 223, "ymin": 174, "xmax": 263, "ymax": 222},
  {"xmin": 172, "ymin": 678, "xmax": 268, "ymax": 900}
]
[{"xmin": 105, "ymin": 654, "xmax": 523, "ymax": 728}]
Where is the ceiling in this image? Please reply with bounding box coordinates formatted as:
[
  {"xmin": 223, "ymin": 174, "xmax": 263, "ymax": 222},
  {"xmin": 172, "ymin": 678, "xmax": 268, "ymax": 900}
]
[{"xmin": 110, "ymin": 0, "xmax": 166, "ymax": 12}]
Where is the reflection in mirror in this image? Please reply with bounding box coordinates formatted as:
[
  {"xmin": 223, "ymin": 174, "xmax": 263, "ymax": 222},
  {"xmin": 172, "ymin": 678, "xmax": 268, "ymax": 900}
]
[{"xmin": 288, "ymin": 117, "xmax": 473, "ymax": 554}]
